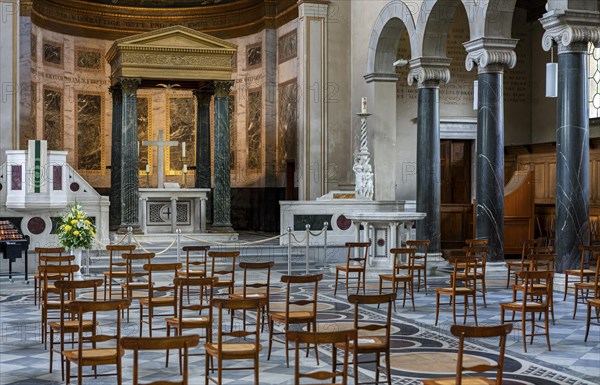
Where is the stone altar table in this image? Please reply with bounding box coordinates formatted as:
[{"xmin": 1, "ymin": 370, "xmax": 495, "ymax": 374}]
[
  {"xmin": 345, "ymin": 212, "xmax": 426, "ymax": 270},
  {"xmin": 139, "ymin": 188, "xmax": 209, "ymax": 234}
]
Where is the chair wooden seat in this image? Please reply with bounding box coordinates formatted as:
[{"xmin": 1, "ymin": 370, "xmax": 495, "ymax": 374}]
[
  {"xmin": 63, "ymin": 347, "xmax": 123, "ymax": 364},
  {"xmin": 424, "ymin": 376, "xmax": 495, "ymax": 385},
  {"xmin": 436, "ymin": 286, "xmax": 475, "ymax": 295},
  {"xmin": 501, "ymin": 301, "xmax": 546, "ymax": 311},
  {"xmin": 269, "ymin": 310, "xmax": 315, "ymax": 322},
  {"xmin": 139, "ymin": 296, "xmax": 175, "ymax": 305},
  {"xmin": 104, "ymin": 271, "xmax": 127, "ymax": 278},
  {"xmin": 335, "ymin": 335, "xmax": 387, "ymax": 352},
  {"xmin": 49, "ymin": 320, "xmax": 95, "ymax": 330},
  {"xmin": 205, "ymin": 342, "xmax": 263, "ymax": 357},
  {"xmin": 166, "ymin": 316, "xmax": 210, "ymax": 327},
  {"xmin": 379, "ymin": 273, "xmax": 411, "ymax": 281},
  {"xmin": 336, "ymin": 264, "xmax": 365, "ymax": 271}
]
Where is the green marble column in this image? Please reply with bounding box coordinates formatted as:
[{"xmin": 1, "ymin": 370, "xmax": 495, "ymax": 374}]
[
  {"xmin": 118, "ymin": 77, "xmax": 141, "ymax": 232},
  {"xmin": 212, "ymin": 81, "xmax": 234, "ymax": 230},
  {"xmin": 193, "ymin": 87, "xmax": 213, "ymax": 225},
  {"xmin": 109, "ymin": 85, "xmax": 122, "ymax": 231}
]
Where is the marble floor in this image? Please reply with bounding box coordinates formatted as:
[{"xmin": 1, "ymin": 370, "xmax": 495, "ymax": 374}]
[{"xmin": 0, "ymin": 265, "xmax": 599, "ymax": 385}]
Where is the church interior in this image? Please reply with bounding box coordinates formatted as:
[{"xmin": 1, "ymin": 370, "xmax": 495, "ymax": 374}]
[{"xmin": 0, "ymin": 0, "xmax": 600, "ymax": 384}]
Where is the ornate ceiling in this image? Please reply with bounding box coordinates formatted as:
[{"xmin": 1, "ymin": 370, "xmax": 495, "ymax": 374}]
[{"xmin": 31, "ymin": 0, "xmax": 298, "ymax": 40}]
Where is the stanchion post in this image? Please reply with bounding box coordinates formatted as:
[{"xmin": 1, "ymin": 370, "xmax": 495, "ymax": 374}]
[
  {"xmin": 305, "ymin": 224, "xmax": 310, "ymax": 274},
  {"xmin": 176, "ymin": 228, "xmax": 181, "ymax": 264},
  {"xmin": 287, "ymin": 227, "xmax": 292, "ymax": 275},
  {"xmin": 127, "ymin": 226, "xmax": 133, "ymax": 245},
  {"xmin": 323, "ymin": 221, "xmax": 328, "ymax": 268}
]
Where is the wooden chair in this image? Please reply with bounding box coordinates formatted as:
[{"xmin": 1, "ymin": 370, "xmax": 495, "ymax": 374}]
[
  {"xmin": 268, "ymin": 273, "xmax": 323, "ymax": 367},
  {"xmin": 507, "ymin": 244, "xmax": 553, "ymax": 288},
  {"xmin": 39, "ymin": 261, "xmax": 77, "ymax": 348},
  {"xmin": 176, "ymin": 245, "xmax": 209, "ymax": 302},
  {"xmin": 463, "ymin": 246, "xmax": 488, "ymax": 307},
  {"xmin": 434, "ymin": 256, "xmax": 478, "ymax": 326},
  {"xmin": 63, "ymin": 299, "xmax": 131, "ymax": 385},
  {"xmin": 500, "ymin": 270, "xmax": 553, "ymax": 352},
  {"xmin": 120, "ymin": 252, "xmax": 155, "ymax": 322},
  {"xmin": 584, "ymin": 256, "xmax": 600, "ymax": 341},
  {"xmin": 34, "ymin": 247, "xmax": 65, "ymax": 307},
  {"xmin": 288, "ymin": 329, "xmax": 356, "ymax": 385},
  {"xmin": 166, "ymin": 277, "xmax": 215, "ymax": 370},
  {"xmin": 505, "ymin": 239, "xmax": 540, "ymax": 289},
  {"xmin": 229, "ymin": 261, "xmax": 274, "ymax": 332},
  {"xmin": 378, "ymin": 247, "xmax": 416, "ymax": 311},
  {"xmin": 527, "ymin": 254, "xmax": 556, "ymax": 324},
  {"xmin": 422, "ymin": 324, "xmax": 513, "ymax": 385},
  {"xmin": 334, "ymin": 293, "xmax": 396, "ymax": 385},
  {"xmin": 121, "ymin": 335, "xmax": 200, "ymax": 385},
  {"xmin": 402, "ymin": 240, "xmax": 430, "ymax": 294},
  {"xmin": 139, "ymin": 262, "xmax": 181, "ymax": 337},
  {"xmin": 205, "ymin": 298, "xmax": 263, "ymax": 385},
  {"xmin": 334, "ymin": 241, "xmax": 370, "ymax": 296},
  {"xmin": 103, "ymin": 244, "xmax": 136, "ymax": 300},
  {"xmin": 568, "ymin": 246, "xmax": 600, "ymax": 309},
  {"xmin": 208, "ymin": 251, "xmax": 239, "ymax": 296},
  {"xmin": 50, "ymin": 279, "xmax": 103, "ymax": 380}
]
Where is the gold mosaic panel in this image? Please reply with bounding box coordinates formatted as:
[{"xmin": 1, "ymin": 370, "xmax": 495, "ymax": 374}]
[
  {"xmin": 42, "ymin": 40, "xmax": 63, "ymax": 68},
  {"xmin": 137, "ymin": 95, "xmax": 152, "ymax": 175},
  {"xmin": 75, "ymin": 47, "xmax": 103, "ymax": 72},
  {"xmin": 277, "ymin": 79, "xmax": 297, "ymax": 172},
  {"xmin": 278, "ymin": 30, "xmax": 297, "ymax": 64},
  {"xmin": 246, "ymin": 88, "xmax": 262, "ymax": 171}
]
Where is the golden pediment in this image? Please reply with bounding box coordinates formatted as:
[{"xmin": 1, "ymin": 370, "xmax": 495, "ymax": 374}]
[{"xmin": 107, "ymin": 25, "xmax": 237, "ymax": 83}]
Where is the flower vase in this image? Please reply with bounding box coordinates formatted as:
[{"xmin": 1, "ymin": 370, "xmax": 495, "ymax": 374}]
[{"xmin": 70, "ymin": 248, "xmax": 84, "ymax": 278}]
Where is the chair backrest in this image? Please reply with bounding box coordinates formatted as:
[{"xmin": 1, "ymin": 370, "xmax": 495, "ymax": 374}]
[
  {"xmin": 35, "ymin": 247, "xmax": 65, "ymax": 267},
  {"xmin": 105, "ymin": 244, "xmax": 136, "ymax": 273},
  {"xmin": 173, "ymin": 277, "xmax": 216, "ymax": 330},
  {"xmin": 208, "ymin": 251, "xmax": 239, "ymax": 287},
  {"xmin": 406, "ymin": 240, "xmax": 430, "ymax": 264},
  {"xmin": 465, "ymin": 239, "xmax": 488, "ymax": 247},
  {"xmin": 592, "ymin": 254, "xmax": 600, "ymax": 298},
  {"xmin": 182, "ymin": 245, "xmax": 209, "ymax": 276},
  {"xmin": 39, "ymin": 264, "xmax": 79, "ymax": 294},
  {"xmin": 448, "ymin": 256, "xmax": 478, "ymax": 291},
  {"xmin": 516, "ymin": 270, "xmax": 553, "ymax": 306},
  {"xmin": 348, "ymin": 293, "xmax": 396, "ymax": 348},
  {"xmin": 122, "ymin": 252, "xmax": 155, "ymax": 289},
  {"xmin": 38, "ymin": 254, "xmax": 75, "ymax": 270},
  {"xmin": 238, "ymin": 261, "xmax": 274, "ymax": 299},
  {"xmin": 344, "ymin": 241, "xmax": 370, "ymax": 270},
  {"xmin": 528, "ymin": 254, "xmax": 556, "ymax": 272},
  {"xmin": 287, "ymin": 329, "xmax": 357, "ymax": 385},
  {"xmin": 390, "ymin": 247, "xmax": 416, "ymax": 272},
  {"xmin": 143, "ymin": 263, "xmax": 182, "ymax": 300},
  {"xmin": 211, "ymin": 298, "xmax": 261, "ymax": 354},
  {"xmin": 281, "ymin": 274, "xmax": 323, "ymax": 320},
  {"xmin": 450, "ymin": 324, "xmax": 513, "ymax": 385},
  {"xmin": 69, "ymin": 299, "xmax": 131, "ymax": 367},
  {"xmin": 121, "ymin": 335, "xmax": 200, "ymax": 385},
  {"xmin": 578, "ymin": 245, "xmax": 600, "ymax": 271}
]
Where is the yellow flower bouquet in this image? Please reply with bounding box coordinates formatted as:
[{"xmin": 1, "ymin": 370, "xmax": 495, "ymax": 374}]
[{"xmin": 57, "ymin": 203, "xmax": 96, "ymax": 249}]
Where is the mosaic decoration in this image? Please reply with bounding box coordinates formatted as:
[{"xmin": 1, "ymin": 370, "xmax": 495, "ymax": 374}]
[
  {"xmin": 137, "ymin": 96, "xmax": 151, "ymax": 173},
  {"xmin": 42, "ymin": 87, "xmax": 62, "ymax": 151},
  {"xmin": 247, "ymin": 42, "xmax": 262, "ymax": 69},
  {"xmin": 231, "ymin": 50, "xmax": 237, "ymax": 72},
  {"xmin": 589, "ymin": 43, "xmax": 600, "ymax": 119},
  {"xmin": 42, "ymin": 40, "xmax": 62, "ymax": 67},
  {"xmin": 246, "ymin": 89, "xmax": 262, "ymax": 171},
  {"xmin": 278, "ymin": 30, "xmax": 297, "ymax": 64},
  {"xmin": 167, "ymin": 96, "xmax": 196, "ymax": 175},
  {"xmin": 30, "ymin": 34, "xmax": 36, "ymax": 63},
  {"xmin": 21, "ymin": 83, "xmax": 36, "ymax": 150},
  {"xmin": 75, "ymin": 48, "xmax": 102, "ymax": 71},
  {"xmin": 277, "ymin": 79, "xmax": 297, "ymax": 172},
  {"xmin": 76, "ymin": 93, "xmax": 103, "ymax": 172},
  {"xmin": 146, "ymin": 201, "xmax": 191, "ymax": 226}
]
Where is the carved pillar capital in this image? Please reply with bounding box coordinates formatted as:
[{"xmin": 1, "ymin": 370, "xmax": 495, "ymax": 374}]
[
  {"xmin": 213, "ymin": 81, "xmax": 234, "ymax": 98},
  {"xmin": 108, "ymin": 85, "xmax": 122, "ymax": 95},
  {"xmin": 193, "ymin": 89, "xmax": 213, "ymax": 105},
  {"xmin": 407, "ymin": 57, "xmax": 451, "ymax": 88},
  {"xmin": 540, "ymin": 9, "xmax": 600, "ymax": 54},
  {"xmin": 118, "ymin": 77, "xmax": 141, "ymax": 95},
  {"xmin": 464, "ymin": 37, "xmax": 518, "ymax": 74}
]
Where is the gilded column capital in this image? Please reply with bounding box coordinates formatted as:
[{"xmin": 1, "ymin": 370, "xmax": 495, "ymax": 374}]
[
  {"xmin": 108, "ymin": 85, "xmax": 122, "ymax": 96},
  {"xmin": 118, "ymin": 78, "xmax": 141, "ymax": 95},
  {"xmin": 213, "ymin": 81, "xmax": 234, "ymax": 98},
  {"xmin": 407, "ymin": 57, "xmax": 451, "ymax": 88},
  {"xmin": 464, "ymin": 37, "xmax": 518, "ymax": 74},
  {"xmin": 540, "ymin": 9, "xmax": 600, "ymax": 54}
]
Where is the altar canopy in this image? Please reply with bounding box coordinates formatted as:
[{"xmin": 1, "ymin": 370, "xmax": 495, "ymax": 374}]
[{"xmin": 106, "ymin": 25, "xmax": 237, "ymax": 233}]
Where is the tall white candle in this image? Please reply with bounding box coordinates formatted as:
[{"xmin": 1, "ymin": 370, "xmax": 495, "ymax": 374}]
[
  {"xmin": 183, "ymin": 164, "xmax": 188, "ymax": 173},
  {"xmin": 145, "ymin": 164, "xmax": 150, "ymax": 173},
  {"xmin": 182, "ymin": 142, "xmax": 186, "ymax": 157},
  {"xmin": 361, "ymin": 97, "xmax": 368, "ymax": 114}
]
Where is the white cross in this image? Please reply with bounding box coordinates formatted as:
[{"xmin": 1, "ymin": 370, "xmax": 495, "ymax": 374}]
[{"xmin": 143, "ymin": 130, "xmax": 178, "ymax": 188}]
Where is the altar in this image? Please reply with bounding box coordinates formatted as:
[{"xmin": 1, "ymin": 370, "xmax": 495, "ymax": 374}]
[
  {"xmin": 345, "ymin": 212, "xmax": 426, "ymax": 270},
  {"xmin": 139, "ymin": 188, "xmax": 209, "ymax": 234}
]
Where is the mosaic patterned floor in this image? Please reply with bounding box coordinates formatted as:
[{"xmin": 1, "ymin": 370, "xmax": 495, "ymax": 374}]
[{"xmin": 0, "ymin": 267, "xmax": 599, "ymax": 385}]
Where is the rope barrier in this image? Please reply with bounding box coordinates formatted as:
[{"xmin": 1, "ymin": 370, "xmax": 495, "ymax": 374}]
[
  {"xmin": 291, "ymin": 233, "xmax": 307, "ymax": 244},
  {"xmin": 182, "ymin": 233, "xmax": 285, "ymax": 246},
  {"xmin": 131, "ymin": 234, "xmax": 177, "ymax": 255},
  {"xmin": 308, "ymin": 228, "xmax": 327, "ymax": 237},
  {"xmin": 92, "ymin": 233, "xmax": 129, "ymax": 249}
]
